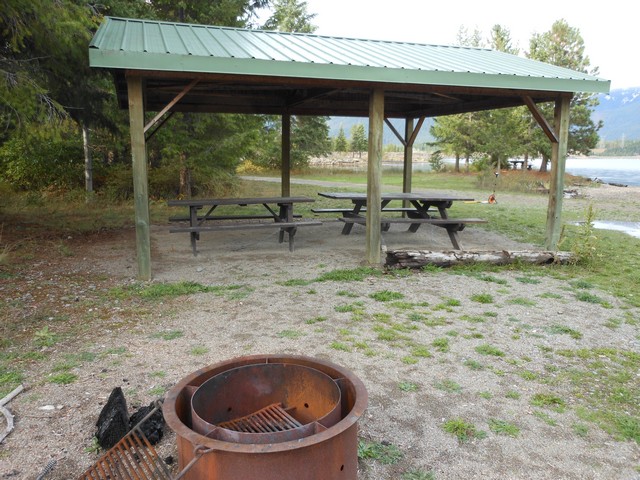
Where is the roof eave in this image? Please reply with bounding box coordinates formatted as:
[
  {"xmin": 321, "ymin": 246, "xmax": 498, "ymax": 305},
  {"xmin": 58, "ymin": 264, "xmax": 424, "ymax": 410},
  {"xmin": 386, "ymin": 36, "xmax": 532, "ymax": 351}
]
[{"xmin": 89, "ymin": 49, "xmax": 611, "ymax": 95}]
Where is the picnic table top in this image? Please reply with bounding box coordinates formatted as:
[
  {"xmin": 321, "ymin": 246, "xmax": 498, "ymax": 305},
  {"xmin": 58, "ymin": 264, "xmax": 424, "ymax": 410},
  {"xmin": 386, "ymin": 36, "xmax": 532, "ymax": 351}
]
[
  {"xmin": 317, "ymin": 192, "xmax": 475, "ymax": 202},
  {"xmin": 167, "ymin": 196, "xmax": 315, "ymax": 207}
]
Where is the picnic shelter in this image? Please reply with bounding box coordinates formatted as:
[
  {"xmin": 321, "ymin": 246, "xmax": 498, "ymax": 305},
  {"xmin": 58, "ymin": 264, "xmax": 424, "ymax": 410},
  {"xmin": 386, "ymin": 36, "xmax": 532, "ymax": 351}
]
[{"xmin": 88, "ymin": 17, "xmax": 610, "ymax": 279}]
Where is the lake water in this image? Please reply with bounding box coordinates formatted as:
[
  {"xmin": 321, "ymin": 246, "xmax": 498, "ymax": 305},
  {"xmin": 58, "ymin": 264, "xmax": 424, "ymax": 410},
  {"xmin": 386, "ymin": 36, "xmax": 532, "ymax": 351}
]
[
  {"xmin": 562, "ymin": 157, "xmax": 640, "ymax": 186},
  {"xmin": 412, "ymin": 157, "xmax": 640, "ymax": 186}
]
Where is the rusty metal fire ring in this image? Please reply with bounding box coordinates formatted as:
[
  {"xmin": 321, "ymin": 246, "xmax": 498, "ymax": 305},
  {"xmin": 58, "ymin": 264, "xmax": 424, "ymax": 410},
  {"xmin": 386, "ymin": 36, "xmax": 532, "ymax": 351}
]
[
  {"xmin": 190, "ymin": 362, "xmax": 342, "ymax": 444},
  {"xmin": 163, "ymin": 354, "xmax": 368, "ymax": 454}
]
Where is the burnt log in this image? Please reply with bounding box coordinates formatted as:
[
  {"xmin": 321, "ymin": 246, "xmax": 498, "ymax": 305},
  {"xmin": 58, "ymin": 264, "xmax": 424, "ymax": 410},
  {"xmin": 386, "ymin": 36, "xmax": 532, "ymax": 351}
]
[
  {"xmin": 95, "ymin": 387, "xmax": 129, "ymax": 450},
  {"xmin": 129, "ymin": 402, "xmax": 165, "ymax": 445},
  {"xmin": 386, "ymin": 250, "xmax": 573, "ymax": 268}
]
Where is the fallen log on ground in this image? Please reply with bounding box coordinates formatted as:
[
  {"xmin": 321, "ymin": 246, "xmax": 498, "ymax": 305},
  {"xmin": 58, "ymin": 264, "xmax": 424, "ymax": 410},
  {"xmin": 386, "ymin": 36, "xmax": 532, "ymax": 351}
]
[
  {"xmin": 386, "ymin": 250, "xmax": 573, "ymax": 268},
  {"xmin": 0, "ymin": 384, "xmax": 24, "ymax": 444}
]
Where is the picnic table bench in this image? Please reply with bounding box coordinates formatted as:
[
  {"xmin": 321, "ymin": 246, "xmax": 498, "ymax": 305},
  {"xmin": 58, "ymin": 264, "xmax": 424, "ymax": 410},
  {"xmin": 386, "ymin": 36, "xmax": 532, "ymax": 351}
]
[
  {"xmin": 168, "ymin": 196, "xmax": 321, "ymax": 255},
  {"xmin": 317, "ymin": 192, "xmax": 487, "ymax": 250}
]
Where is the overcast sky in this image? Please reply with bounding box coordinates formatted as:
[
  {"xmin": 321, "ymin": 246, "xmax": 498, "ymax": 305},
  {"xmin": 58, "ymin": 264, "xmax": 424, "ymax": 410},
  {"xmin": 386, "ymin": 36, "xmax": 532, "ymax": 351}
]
[{"xmin": 295, "ymin": 0, "xmax": 636, "ymax": 90}]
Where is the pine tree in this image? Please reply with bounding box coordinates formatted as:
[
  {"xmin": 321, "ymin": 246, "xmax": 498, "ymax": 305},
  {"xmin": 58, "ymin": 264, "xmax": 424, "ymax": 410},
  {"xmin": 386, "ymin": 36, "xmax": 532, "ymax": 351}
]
[
  {"xmin": 334, "ymin": 127, "xmax": 348, "ymax": 152},
  {"xmin": 527, "ymin": 20, "xmax": 602, "ymax": 172},
  {"xmin": 350, "ymin": 124, "xmax": 367, "ymax": 158}
]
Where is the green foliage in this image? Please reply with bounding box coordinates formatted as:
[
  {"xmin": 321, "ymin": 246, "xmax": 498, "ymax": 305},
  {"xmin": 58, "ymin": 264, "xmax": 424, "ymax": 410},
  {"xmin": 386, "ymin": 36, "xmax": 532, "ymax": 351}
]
[
  {"xmin": 349, "ymin": 124, "xmax": 367, "ymax": 156},
  {"xmin": 152, "ymin": 330, "xmax": 184, "ymax": 341},
  {"xmin": 401, "ymin": 469, "xmax": 435, "ymax": 480},
  {"xmin": 263, "ymin": 0, "xmax": 317, "ymax": 33},
  {"xmin": 111, "ymin": 281, "xmax": 218, "ymax": 300},
  {"xmin": 561, "ymin": 205, "xmax": 599, "ymax": 264},
  {"xmin": 475, "ymin": 344, "xmax": 505, "ymax": 356},
  {"xmin": 428, "ymin": 150, "xmax": 446, "ymax": 172},
  {"xmin": 33, "ymin": 327, "xmax": 59, "ymax": 347},
  {"xmin": 0, "ymin": 122, "xmax": 84, "ymax": 190},
  {"xmin": 488, "ymin": 419, "xmax": 520, "ymax": 437},
  {"xmin": 315, "ymin": 267, "xmax": 382, "ymax": 282},
  {"xmin": 334, "ymin": 127, "xmax": 348, "ymax": 152},
  {"xmin": 432, "ymin": 337, "xmax": 450, "ymax": 353},
  {"xmin": 357, "ymin": 439, "xmax": 403, "ymax": 464},
  {"xmin": 49, "ymin": 372, "xmax": 78, "ymax": 385},
  {"xmin": 252, "ymin": 115, "xmax": 331, "ymax": 170},
  {"xmin": 470, "ymin": 293, "xmax": 494, "ymax": 304},
  {"xmin": 369, "ymin": 290, "xmax": 405, "ymax": 302},
  {"xmin": 398, "ymin": 381, "xmax": 419, "ymax": 392},
  {"xmin": 547, "ymin": 324, "xmax": 583, "ymax": 339},
  {"xmin": 434, "ymin": 379, "xmax": 462, "ymax": 393},
  {"xmin": 531, "ymin": 392, "xmax": 566, "ymax": 411},
  {"xmin": 442, "ymin": 418, "xmax": 486, "ymax": 443}
]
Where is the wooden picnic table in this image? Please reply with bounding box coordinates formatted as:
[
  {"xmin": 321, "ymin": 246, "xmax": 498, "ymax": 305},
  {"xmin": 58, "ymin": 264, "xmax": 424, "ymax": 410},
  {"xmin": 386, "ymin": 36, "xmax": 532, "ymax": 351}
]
[
  {"xmin": 316, "ymin": 192, "xmax": 486, "ymax": 250},
  {"xmin": 168, "ymin": 196, "xmax": 321, "ymax": 255}
]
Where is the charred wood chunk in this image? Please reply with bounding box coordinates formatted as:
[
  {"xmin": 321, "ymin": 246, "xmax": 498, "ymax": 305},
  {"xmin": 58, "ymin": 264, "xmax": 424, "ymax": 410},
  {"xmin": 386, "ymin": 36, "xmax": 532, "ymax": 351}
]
[
  {"xmin": 129, "ymin": 402, "xmax": 165, "ymax": 445},
  {"xmin": 95, "ymin": 387, "xmax": 129, "ymax": 450}
]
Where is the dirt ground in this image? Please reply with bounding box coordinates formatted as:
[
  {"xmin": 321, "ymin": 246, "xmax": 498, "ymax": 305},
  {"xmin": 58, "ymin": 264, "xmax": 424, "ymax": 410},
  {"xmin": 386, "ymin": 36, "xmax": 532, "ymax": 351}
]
[{"xmin": 1, "ymin": 184, "xmax": 639, "ymax": 479}]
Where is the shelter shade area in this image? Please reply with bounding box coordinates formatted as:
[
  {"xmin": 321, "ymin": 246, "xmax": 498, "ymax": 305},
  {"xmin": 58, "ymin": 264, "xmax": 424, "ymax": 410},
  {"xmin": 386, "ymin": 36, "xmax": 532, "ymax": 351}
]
[{"xmin": 89, "ymin": 17, "xmax": 610, "ymax": 280}]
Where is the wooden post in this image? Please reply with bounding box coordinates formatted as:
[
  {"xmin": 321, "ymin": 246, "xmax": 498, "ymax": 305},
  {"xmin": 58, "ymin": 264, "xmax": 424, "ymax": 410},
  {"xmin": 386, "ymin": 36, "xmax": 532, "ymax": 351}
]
[
  {"xmin": 281, "ymin": 113, "xmax": 291, "ymax": 197},
  {"xmin": 366, "ymin": 89, "xmax": 384, "ymax": 265},
  {"xmin": 127, "ymin": 75, "xmax": 152, "ymax": 280},
  {"xmin": 403, "ymin": 118, "xmax": 413, "ymax": 195},
  {"xmin": 545, "ymin": 96, "xmax": 570, "ymax": 250},
  {"xmin": 82, "ymin": 122, "xmax": 93, "ymax": 195}
]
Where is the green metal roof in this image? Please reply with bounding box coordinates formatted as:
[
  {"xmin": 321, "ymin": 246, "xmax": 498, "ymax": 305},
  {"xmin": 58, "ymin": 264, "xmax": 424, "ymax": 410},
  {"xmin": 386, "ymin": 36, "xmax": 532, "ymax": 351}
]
[
  {"xmin": 90, "ymin": 17, "xmax": 609, "ymax": 93},
  {"xmin": 88, "ymin": 17, "xmax": 610, "ymax": 118}
]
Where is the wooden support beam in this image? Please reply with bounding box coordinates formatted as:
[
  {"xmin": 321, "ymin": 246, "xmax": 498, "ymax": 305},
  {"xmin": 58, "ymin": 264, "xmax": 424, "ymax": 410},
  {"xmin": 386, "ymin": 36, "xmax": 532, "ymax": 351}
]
[
  {"xmin": 545, "ymin": 96, "xmax": 570, "ymax": 250},
  {"xmin": 127, "ymin": 76, "xmax": 152, "ymax": 280},
  {"xmin": 407, "ymin": 116, "xmax": 426, "ymax": 147},
  {"xmin": 385, "ymin": 118, "xmax": 407, "ymax": 147},
  {"xmin": 366, "ymin": 89, "xmax": 384, "ymax": 265},
  {"xmin": 523, "ymin": 96, "xmax": 558, "ymax": 143},
  {"xmin": 145, "ymin": 110, "xmax": 175, "ymax": 142},
  {"xmin": 403, "ymin": 118, "xmax": 414, "ymax": 197},
  {"xmin": 281, "ymin": 113, "xmax": 291, "ymax": 197},
  {"xmin": 143, "ymin": 78, "xmax": 199, "ymax": 134}
]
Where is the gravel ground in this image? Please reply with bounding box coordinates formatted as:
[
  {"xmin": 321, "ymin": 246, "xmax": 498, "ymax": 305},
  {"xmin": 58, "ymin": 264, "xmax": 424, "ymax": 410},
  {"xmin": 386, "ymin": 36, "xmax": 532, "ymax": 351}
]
[{"xmin": 1, "ymin": 183, "xmax": 639, "ymax": 479}]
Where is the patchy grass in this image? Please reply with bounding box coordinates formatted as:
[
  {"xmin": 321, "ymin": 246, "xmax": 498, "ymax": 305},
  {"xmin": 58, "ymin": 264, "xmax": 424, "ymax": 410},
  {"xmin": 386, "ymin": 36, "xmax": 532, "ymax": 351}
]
[
  {"xmin": 432, "ymin": 337, "xmax": 450, "ymax": 353},
  {"xmin": 401, "ymin": 469, "xmax": 436, "ymax": 480},
  {"xmin": 531, "ymin": 393, "xmax": 566, "ymax": 412},
  {"xmin": 48, "ymin": 372, "xmax": 77, "ymax": 385},
  {"xmin": 276, "ymin": 329, "xmax": 304, "ymax": 339},
  {"xmin": 470, "ymin": 293, "xmax": 494, "ymax": 304},
  {"xmin": 434, "ymin": 379, "xmax": 462, "ymax": 393},
  {"xmin": 152, "ymin": 330, "xmax": 183, "ymax": 341},
  {"xmin": 399, "ymin": 381, "xmax": 419, "ymax": 392},
  {"xmin": 357, "ymin": 439, "xmax": 403, "ymax": 464},
  {"xmin": 442, "ymin": 418, "xmax": 487, "ymax": 443},
  {"xmin": 369, "ymin": 290, "xmax": 405, "ymax": 302},
  {"xmin": 475, "ymin": 344, "xmax": 505, "ymax": 357},
  {"xmin": 547, "ymin": 324, "xmax": 583, "ymax": 339},
  {"xmin": 315, "ymin": 267, "xmax": 382, "ymax": 282},
  {"xmin": 489, "ymin": 419, "xmax": 521, "ymax": 437}
]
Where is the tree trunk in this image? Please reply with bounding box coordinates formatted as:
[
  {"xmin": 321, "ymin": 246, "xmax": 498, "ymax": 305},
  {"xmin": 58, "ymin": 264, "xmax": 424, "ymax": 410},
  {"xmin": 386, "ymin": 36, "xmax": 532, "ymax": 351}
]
[
  {"xmin": 386, "ymin": 250, "xmax": 572, "ymax": 268},
  {"xmin": 539, "ymin": 154, "xmax": 550, "ymax": 173},
  {"xmin": 465, "ymin": 155, "xmax": 470, "ymax": 173},
  {"xmin": 179, "ymin": 154, "xmax": 192, "ymax": 198},
  {"xmin": 82, "ymin": 122, "xmax": 93, "ymax": 195},
  {"xmin": 454, "ymin": 154, "xmax": 460, "ymax": 172}
]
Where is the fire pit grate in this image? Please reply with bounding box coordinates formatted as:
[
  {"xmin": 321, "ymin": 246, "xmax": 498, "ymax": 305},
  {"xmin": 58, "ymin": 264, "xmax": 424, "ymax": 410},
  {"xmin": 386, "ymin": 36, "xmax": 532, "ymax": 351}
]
[
  {"xmin": 80, "ymin": 402, "xmax": 172, "ymax": 480},
  {"xmin": 218, "ymin": 402, "xmax": 302, "ymax": 433}
]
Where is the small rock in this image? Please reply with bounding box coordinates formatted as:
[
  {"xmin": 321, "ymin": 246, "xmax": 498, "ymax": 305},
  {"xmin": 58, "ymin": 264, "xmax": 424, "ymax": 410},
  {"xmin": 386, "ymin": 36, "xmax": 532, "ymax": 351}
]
[{"xmin": 39, "ymin": 405, "xmax": 56, "ymax": 411}]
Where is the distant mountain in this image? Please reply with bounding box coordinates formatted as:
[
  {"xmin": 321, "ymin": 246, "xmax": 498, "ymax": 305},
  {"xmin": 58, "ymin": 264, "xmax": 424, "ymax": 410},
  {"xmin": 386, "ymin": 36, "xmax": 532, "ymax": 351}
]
[
  {"xmin": 594, "ymin": 87, "xmax": 640, "ymax": 143},
  {"xmin": 328, "ymin": 87, "xmax": 640, "ymax": 145}
]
